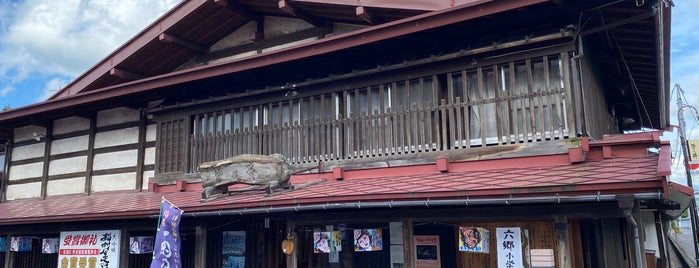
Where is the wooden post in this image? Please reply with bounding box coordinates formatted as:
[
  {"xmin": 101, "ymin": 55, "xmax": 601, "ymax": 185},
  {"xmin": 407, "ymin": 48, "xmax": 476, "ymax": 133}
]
[
  {"xmin": 286, "ymin": 222, "xmax": 297, "ymax": 268},
  {"xmin": 403, "ymin": 219, "xmax": 414, "ymax": 268},
  {"xmin": 555, "ymin": 216, "xmax": 573, "ymax": 268},
  {"xmin": 120, "ymin": 230, "xmax": 130, "ymax": 267},
  {"xmin": 4, "ymin": 234, "xmax": 12, "ymax": 268},
  {"xmin": 195, "ymin": 219, "xmax": 208, "ymax": 267}
]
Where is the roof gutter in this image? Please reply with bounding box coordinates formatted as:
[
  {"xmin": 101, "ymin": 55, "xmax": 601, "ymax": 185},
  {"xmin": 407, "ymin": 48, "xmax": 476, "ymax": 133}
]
[
  {"xmin": 0, "ymin": 0, "xmax": 548, "ymax": 126},
  {"xmin": 177, "ymin": 192, "xmax": 662, "ymax": 218}
]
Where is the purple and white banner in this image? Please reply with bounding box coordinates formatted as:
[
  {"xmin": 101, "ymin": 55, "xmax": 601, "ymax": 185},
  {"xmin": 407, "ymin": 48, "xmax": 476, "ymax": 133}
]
[{"xmin": 150, "ymin": 198, "xmax": 183, "ymax": 268}]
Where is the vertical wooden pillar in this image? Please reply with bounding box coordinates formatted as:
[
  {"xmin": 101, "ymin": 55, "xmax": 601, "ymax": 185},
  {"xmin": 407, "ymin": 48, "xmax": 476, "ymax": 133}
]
[
  {"xmin": 402, "ymin": 219, "xmax": 414, "ymax": 268},
  {"xmin": 4, "ymin": 234, "xmax": 12, "ymax": 268},
  {"xmin": 135, "ymin": 109, "xmax": 147, "ymax": 191},
  {"xmin": 40, "ymin": 124, "xmax": 53, "ymax": 199},
  {"xmin": 286, "ymin": 222, "xmax": 297, "ymax": 268},
  {"xmin": 555, "ymin": 216, "xmax": 572, "ymax": 268},
  {"xmin": 120, "ymin": 230, "xmax": 130, "ymax": 267},
  {"xmin": 84, "ymin": 114, "xmax": 97, "ymax": 195},
  {"xmin": 1, "ymin": 139, "xmax": 12, "ymax": 202},
  {"xmin": 195, "ymin": 219, "xmax": 208, "ymax": 268}
]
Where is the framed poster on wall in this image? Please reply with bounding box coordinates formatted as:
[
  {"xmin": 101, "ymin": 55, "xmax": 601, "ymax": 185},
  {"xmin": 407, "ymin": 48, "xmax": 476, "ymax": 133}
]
[{"xmin": 414, "ymin": 235, "xmax": 440, "ymax": 268}]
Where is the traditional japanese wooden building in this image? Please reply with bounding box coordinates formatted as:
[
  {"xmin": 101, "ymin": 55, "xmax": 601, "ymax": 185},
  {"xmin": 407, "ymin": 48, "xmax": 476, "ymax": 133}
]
[{"xmin": 0, "ymin": 0, "xmax": 689, "ymax": 267}]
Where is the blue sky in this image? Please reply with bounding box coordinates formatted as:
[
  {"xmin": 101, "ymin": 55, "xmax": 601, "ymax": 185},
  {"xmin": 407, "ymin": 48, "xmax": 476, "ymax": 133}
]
[{"xmin": 0, "ymin": 0, "xmax": 697, "ymax": 178}]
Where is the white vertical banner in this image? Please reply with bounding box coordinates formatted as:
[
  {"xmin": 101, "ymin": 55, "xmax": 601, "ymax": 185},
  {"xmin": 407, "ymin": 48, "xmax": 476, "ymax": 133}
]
[{"xmin": 496, "ymin": 227, "xmax": 523, "ymax": 268}]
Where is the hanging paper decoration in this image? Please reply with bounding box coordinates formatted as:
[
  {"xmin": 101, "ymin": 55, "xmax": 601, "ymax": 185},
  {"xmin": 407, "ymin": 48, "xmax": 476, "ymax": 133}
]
[
  {"xmin": 496, "ymin": 227, "xmax": 523, "ymax": 268},
  {"xmin": 10, "ymin": 237, "xmax": 32, "ymax": 252},
  {"xmin": 353, "ymin": 229, "xmax": 383, "ymax": 252},
  {"xmin": 414, "ymin": 235, "xmax": 441, "ymax": 268},
  {"xmin": 222, "ymin": 231, "xmax": 246, "ymax": 268},
  {"xmin": 458, "ymin": 227, "xmax": 490, "ymax": 253},
  {"xmin": 129, "ymin": 236, "xmax": 155, "ymax": 254},
  {"xmin": 41, "ymin": 238, "xmax": 59, "ymax": 254}
]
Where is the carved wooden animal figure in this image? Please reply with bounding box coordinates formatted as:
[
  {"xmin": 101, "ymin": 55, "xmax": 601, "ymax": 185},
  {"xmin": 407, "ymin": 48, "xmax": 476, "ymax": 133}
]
[{"xmin": 199, "ymin": 154, "xmax": 292, "ymax": 199}]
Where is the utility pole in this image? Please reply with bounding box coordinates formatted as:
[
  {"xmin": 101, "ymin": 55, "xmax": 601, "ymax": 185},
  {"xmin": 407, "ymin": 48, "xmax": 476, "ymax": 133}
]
[{"xmin": 675, "ymin": 84, "xmax": 699, "ymax": 266}]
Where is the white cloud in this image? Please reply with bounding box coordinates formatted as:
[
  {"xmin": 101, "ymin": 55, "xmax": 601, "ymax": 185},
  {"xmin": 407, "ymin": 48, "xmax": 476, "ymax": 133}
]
[
  {"xmin": 0, "ymin": 84, "xmax": 15, "ymax": 97},
  {"xmin": 1, "ymin": 0, "xmax": 181, "ymax": 77},
  {"xmin": 37, "ymin": 77, "xmax": 68, "ymax": 102}
]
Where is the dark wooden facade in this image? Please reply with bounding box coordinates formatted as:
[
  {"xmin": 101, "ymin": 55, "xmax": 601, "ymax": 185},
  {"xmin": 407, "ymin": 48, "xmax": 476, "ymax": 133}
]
[{"xmin": 0, "ymin": 0, "xmax": 684, "ymax": 267}]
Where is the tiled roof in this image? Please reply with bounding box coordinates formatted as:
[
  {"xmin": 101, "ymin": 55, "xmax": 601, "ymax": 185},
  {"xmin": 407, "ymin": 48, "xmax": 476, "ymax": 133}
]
[{"xmin": 0, "ymin": 154, "xmax": 686, "ymax": 225}]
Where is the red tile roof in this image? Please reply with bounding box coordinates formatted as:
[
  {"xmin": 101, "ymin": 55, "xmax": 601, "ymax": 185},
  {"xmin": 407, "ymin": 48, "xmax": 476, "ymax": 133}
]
[{"xmin": 0, "ymin": 153, "xmax": 687, "ymax": 225}]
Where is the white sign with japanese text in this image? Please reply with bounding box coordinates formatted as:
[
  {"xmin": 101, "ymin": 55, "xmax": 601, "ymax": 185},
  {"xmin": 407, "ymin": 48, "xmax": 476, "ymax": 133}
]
[
  {"xmin": 496, "ymin": 227, "xmax": 522, "ymax": 268},
  {"xmin": 58, "ymin": 230, "xmax": 121, "ymax": 268}
]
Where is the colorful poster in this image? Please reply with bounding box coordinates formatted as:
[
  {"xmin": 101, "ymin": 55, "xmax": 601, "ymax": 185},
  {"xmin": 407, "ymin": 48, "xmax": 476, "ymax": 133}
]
[
  {"xmin": 414, "ymin": 235, "xmax": 440, "ymax": 268},
  {"xmin": 42, "ymin": 238, "xmax": 59, "ymax": 254},
  {"xmin": 10, "ymin": 237, "xmax": 32, "ymax": 252},
  {"xmin": 57, "ymin": 230, "xmax": 121, "ymax": 268},
  {"xmin": 458, "ymin": 227, "xmax": 490, "ymax": 253},
  {"xmin": 0, "ymin": 237, "xmax": 6, "ymax": 252},
  {"xmin": 129, "ymin": 236, "xmax": 155, "ymax": 254},
  {"xmin": 354, "ymin": 229, "xmax": 383, "ymax": 252},
  {"xmin": 150, "ymin": 198, "xmax": 183, "ymax": 268},
  {"xmin": 313, "ymin": 231, "xmax": 343, "ymax": 253},
  {"xmin": 222, "ymin": 231, "xmax": 246, "ymax": 268},
  {"xmin": 496, "ymin": 227, "xmax": 523, "ymax": 268}
]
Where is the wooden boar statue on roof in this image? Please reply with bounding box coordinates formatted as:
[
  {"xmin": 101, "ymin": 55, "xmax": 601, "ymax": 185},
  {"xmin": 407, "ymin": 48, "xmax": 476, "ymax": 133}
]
[{"xmin": 199, "ymin": 154, "xmax": 293, "ymax": 200}]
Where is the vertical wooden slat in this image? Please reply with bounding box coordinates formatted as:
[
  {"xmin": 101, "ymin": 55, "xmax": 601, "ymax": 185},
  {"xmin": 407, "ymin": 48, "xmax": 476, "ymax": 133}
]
[
  {"xmin": 493, "ymin": 65, "xmax": 504, "ymax": 145},
  {"xmin": 430, "ymin": 76, "xmax": 439, "ymax": 150},
  {"xmin": 387, "ymin": 107, "xmax": 395, "ymax": 154},
  {"xmin": 378, "ymin": 85, "xmax": 386, "ymax": 155},
  {"xmin": 440, "ymin": 99, "xmax": 448, "ymax": 151},
  {"xmin": 447, "ymin": 73, "xmax": 457, "ymax": 149},
  {"xmin": 391, "ymin": 82, "xmax": 399, "ymax": 153},
  {"xmin": 525, "ymin": 59, "xmax": 536, "ymax": 142},
  {"xmin": 500, "ymin": 64, "xmax": 512, "ymax": 144},
  {"xmin": 462, "ymin": 70, "xmax": 471, "ymax": 148},
  {"xmin": 477, "ymin": 67, "xmax": 487, "ymax": 146},
  {"xmin": 560, "ymin": 52, "xmax": 574, "ymax": 138},
  {"xmin": 534, "ymin": 60, "xmax": 546, "ymax": 140},
  {"xmin": 320, "ymin": 94, "xmax": 327, "ymax": 160},
  {"xmin": 410, "ymin": 103, "xmax": 418, "ymax": 152},
  {"xmin": 455, "ymin": 96, "xmax": 463, "ymax": 149},
  {"xmin": 543, "ymin": 56, "xmax": 555, "ymax": 140},
  {"xmin": 342, "ymin": 93, "xmax": 349, "ymax": 159},
  {"xmin": 510, "ymin": 62, "xmax": 524, "ymax": 143},
  {"xmin": 418, "ymin": 78, "xmax": 426, "ymax": 150}
]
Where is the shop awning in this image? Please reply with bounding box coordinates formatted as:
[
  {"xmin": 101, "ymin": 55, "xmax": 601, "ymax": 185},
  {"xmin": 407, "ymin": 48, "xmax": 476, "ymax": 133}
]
[{"xmin": 0, "ymin": 151, "xmax": 690, "ymax": 225}]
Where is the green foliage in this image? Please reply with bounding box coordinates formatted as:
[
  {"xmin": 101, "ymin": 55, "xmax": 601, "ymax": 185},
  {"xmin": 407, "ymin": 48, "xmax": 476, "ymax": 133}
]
[{"xmin": 1, "ymin": 105, "xmax": 10, "ymax": 111}]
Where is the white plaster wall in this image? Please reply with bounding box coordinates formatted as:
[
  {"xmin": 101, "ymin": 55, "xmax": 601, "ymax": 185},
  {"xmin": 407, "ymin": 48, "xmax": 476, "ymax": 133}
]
[
  {"xmin": 91, "ymin": 173, "xmax": 136, "ymax": 192},
  {"xmin": 11, "ymin": 143, "xmax": 45, "ymax": 161},
  {"xmin": 264, "ymin": 16, "xmax": 313, "ymax": 39},
  {"xmin": 6, "ymin": 182, "xmax": 42, "ymax": 200},
  {"xmin": 53, "ymin": 116, "xmax": 90, "ymax": 135},
  {"xmin": 14, "ymin": 125, "xmax": 46, "ymax": 142},
  {"xmin": 642, "ymin": 211, "xmax": 660, "ymax": 258},
  {"xmin": 47, "ymin": 177, "xmax": 86, "ymax": 196},
  {"xmin": 94, "ymin": 127, "xmax": 139, "ymax": 148},
  {"xmin": 48, "ymin": 156, "xmax": 87, "ymax": 175},
  {"xmin": 51, "ymin": 135, "xmax": 89, "ymax": 155},
  {"xmin": 326, "ymin": 23, "xmax": 368, "ymax": 37},
  {"xmin": 97, "ymin": 107, "xmax": 139, "ymax": 127},
  {"xmin": 146, "ymin": 124, "xmax": 156, "ymax": 142},
  {"xmin": 144, "ymin": 147, "xmax": 156, "ymax": 165},
  {"xmin": 9, "ymin": 162, "xmax": 43, "ymax": 181},
  {"xmin": 93, "ymin": 150, "xmax": 137, "ymax": 170},
  {"xmin": 210, "ymin": 21, "xmax": 257, "ymax": 52},
  {"xmin": 143, "ymin": 170, "xmax": 155, "ymax": 189}
]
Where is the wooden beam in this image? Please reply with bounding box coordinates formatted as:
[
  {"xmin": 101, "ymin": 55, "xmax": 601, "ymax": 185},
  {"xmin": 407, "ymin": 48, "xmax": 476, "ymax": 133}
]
[
  {"xmin": 158, "ymin": 33, "xmax": 208, "ymax": 54},
  {"xmin": 40, "ymin": 124, "xmax": 52, "ymax": 199},
  {"xmin": 214, "ymin": 0, "xmax": 259, "ymax": 20},
  {"xmin": 356, "ymin": 6, "xmax": 384, "ymax": 25},
  {"xmin": 109, "ymin": 68, "xmax": 145, "ymax": 81},
  {"xmin": 278, "ymin": 0, "xmax": 325, "ymax": 27},
  {"xmin": 85, "ymin": 114, "xmax": 96, "ymax": 195}
]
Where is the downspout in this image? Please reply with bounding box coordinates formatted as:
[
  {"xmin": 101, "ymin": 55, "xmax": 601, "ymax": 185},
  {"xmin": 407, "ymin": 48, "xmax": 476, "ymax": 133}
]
[{"xmin": 625, "ymin": 210, "xmax": 644, "ymax": 268}]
